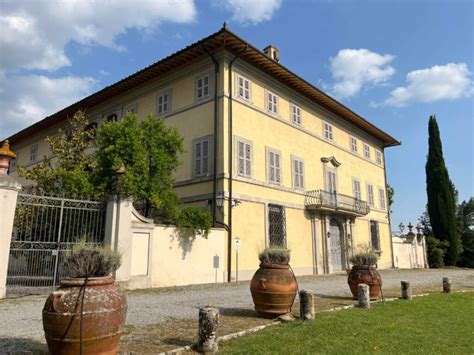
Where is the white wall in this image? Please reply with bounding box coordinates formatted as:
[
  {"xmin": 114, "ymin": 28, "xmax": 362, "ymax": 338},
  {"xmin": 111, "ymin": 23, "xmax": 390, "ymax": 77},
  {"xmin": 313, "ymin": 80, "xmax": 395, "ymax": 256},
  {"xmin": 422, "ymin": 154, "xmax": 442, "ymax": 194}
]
[{"xmin": 392, "ymin": 235, "xmax": 426, "ymax": 269}]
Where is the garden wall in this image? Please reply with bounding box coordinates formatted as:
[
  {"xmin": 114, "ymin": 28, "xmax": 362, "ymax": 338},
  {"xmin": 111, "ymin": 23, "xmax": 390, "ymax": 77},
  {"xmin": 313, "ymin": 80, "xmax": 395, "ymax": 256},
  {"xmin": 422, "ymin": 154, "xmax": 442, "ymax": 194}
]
[{"xmin": 392, "ymin": 235, "xmax": 427, "ymax": 269}]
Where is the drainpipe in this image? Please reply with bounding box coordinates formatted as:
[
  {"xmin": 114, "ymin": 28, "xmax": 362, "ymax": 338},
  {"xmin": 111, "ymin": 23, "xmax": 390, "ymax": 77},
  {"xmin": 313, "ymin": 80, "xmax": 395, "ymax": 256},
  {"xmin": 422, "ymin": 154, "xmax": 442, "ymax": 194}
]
[
  {"xmin": 382, "ymin": 146, "xmax": 395, "ymax": 269},
  {"xmin": 203, "ymin": 47, "xmax": 219, "ymax": 226},
  {"xmin": 227, "ymin": 45, "xmax": 247, "ymax": 282}
]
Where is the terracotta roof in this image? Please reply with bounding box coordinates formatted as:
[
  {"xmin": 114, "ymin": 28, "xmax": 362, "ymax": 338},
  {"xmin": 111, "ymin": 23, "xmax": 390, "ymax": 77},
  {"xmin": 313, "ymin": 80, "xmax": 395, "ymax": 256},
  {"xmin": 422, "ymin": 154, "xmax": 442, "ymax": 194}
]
[{"xmin": 7, "ymin": 26, "xmax": 400, "ymax": 147}]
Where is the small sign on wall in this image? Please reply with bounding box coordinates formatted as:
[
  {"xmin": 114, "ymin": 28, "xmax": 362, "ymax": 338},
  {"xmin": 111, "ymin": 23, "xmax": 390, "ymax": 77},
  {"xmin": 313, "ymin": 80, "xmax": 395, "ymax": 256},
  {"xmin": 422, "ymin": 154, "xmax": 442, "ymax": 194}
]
[
  {"xmin": 213, "ymin": 255, "xmax": 219, "ymax": 269},
  {"xmin": 234, "ymin": 237, "xmax": 241, "ymax": 252}
]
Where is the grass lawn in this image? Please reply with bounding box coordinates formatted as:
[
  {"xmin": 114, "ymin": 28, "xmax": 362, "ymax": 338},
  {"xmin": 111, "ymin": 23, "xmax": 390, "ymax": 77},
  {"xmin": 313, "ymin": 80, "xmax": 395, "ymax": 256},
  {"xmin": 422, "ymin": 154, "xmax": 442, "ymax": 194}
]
[{"xmin": 219, "ymin": 292, "xmax": 474, "ymax": 354}]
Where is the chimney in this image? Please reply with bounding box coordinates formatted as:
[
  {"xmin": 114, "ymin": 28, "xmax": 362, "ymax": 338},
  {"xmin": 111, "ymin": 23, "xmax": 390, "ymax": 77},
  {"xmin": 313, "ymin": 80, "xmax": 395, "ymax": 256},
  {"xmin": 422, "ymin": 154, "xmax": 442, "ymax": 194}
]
[{"xmin": 263, "ymin": 45, "xmax": 280, "ymax": 63}]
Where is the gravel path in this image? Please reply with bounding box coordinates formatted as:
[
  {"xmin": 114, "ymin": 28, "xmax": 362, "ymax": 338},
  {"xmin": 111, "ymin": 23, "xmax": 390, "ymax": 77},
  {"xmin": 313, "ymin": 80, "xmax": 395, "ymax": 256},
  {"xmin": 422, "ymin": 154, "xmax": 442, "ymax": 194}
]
[{"xmin": 1, "ymin": 268, "xmax": 473, "ymax": 349}]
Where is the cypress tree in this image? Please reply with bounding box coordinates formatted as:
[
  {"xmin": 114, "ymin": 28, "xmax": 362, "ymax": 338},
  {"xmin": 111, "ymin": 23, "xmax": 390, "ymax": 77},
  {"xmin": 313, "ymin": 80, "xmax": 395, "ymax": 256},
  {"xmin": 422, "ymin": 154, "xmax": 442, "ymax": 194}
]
[{"xmin": 425, "ymin": 115, "xmax": 461, "ymax": 265}]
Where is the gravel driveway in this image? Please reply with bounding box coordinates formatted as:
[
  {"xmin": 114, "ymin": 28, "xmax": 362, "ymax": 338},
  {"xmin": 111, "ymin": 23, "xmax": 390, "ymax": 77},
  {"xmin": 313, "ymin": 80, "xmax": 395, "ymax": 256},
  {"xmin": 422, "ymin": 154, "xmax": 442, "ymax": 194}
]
[{"xmin": 1, "ymin": 268, "xmax": 473, "ymax": 351}]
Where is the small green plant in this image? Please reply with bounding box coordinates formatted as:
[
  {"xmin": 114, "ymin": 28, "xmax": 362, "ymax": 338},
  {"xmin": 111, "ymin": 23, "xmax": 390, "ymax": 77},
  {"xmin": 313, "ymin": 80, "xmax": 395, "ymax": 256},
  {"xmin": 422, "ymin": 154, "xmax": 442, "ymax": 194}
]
[
  {"xmin": 259, "ymin": 248, "xmax": 291, "ymax": 264},
  {"xmin": 64, "ymin": 242, "xmax": 121, "ymax": 278}
]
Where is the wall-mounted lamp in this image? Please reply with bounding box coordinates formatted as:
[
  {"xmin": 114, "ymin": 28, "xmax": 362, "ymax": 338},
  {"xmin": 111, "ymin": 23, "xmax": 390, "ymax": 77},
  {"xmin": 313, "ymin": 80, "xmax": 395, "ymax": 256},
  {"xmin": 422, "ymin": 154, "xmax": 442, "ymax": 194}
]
[{"xmin": 216, "ymin": 191, "xmax": 241, "ymax": 208}]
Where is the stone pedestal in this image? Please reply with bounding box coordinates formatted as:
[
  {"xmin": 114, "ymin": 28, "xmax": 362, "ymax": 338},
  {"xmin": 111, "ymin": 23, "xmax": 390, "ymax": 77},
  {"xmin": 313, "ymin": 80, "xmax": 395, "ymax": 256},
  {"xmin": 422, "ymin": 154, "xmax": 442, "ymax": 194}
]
[
  {"xmin": 299, "ymin": 290, "xmax": 315, "ymax": 320},
  {"xmin": 0, "ymin": 176, "xmax": 21, "ymax": 298},
  {"xmin": 443, "ymin": 277, "xmax": 452, "ymax": 293},
  {"xmin": 401, "ymin": 281, "xmax": 412, "ymax": 300},
  {"xmin": 358, "ymin": 284, "xmax": 370, "ymax": 309},
  {"xmin": 197, "ymin": 306, "xmax": 219, "ymax": 353}
]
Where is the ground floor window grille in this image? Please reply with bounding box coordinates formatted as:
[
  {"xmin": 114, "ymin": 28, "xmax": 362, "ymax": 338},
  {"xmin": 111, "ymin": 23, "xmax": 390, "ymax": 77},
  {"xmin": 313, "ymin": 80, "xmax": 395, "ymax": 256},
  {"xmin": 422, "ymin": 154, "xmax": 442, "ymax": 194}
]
[
  {"xmin": 268, "ymin": 204, "xmax": 286, "ymax": 248},
  {"xmin": 370, "ymin": 220, "xmax": 380, "ymax": 251}
]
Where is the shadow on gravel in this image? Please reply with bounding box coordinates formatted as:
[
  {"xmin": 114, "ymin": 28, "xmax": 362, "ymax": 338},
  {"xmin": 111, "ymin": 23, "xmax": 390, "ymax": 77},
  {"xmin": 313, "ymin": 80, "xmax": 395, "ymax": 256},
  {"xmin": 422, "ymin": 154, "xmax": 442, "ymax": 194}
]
[
  {"xmin": 315, "ymin": 294, "xmax": 354, "ymax": 300},
  {"xmin": 219, "ymin": 307, "xmax": 258, "ymax": 318},
  {"xmin": 161, "ymin": 337, "xmax": 193, "ymax": 347},
  {"xmin": 0, "ymin": 338, "xmax": 48, "ymax": 353}
]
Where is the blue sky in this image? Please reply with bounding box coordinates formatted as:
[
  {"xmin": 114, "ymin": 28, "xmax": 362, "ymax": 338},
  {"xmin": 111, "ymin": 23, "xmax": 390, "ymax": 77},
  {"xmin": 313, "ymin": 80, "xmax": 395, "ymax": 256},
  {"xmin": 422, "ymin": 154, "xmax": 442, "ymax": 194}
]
[{"xmin": 1, "ymin": 0, "xmax": 472, "ymax": 228}]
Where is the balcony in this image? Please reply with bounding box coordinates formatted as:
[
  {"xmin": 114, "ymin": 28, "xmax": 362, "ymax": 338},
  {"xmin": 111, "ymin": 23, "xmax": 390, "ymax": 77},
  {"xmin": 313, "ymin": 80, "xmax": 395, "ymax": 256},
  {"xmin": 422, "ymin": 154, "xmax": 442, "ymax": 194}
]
[{"xmin": 305, "ymin": 190, "xmax": 370, "ymax": 216}]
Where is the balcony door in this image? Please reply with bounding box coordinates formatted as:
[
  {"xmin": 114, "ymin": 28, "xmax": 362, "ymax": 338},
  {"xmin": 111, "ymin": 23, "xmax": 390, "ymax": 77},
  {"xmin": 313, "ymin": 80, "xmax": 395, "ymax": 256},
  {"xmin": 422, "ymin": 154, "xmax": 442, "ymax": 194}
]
[{"xmin": 326, "ymin": 168, "xmax": 338, "ymax": 207}]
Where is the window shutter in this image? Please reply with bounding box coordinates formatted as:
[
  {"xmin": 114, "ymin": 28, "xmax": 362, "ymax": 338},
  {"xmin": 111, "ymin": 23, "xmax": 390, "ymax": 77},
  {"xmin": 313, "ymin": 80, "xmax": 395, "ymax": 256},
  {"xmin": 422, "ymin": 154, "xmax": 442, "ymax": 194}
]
[
  {"xmin": 195, "ymin": 142, "xmax": 201, "ymax": 176},
  {"xmin": 245, "ymin": 143, "xmax": 251, "ymax": 176},
  {"xmin": 299, "ymin": 160, "xmax": 304, "ymax": 188},
  {"xmin": 202, "ymin": 141, "xmax": 208, "ymax": 175}
]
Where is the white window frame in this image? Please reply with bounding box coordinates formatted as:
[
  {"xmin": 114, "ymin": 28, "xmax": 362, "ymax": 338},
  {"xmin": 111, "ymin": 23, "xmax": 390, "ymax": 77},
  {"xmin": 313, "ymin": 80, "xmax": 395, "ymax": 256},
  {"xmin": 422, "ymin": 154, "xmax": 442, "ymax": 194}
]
[
  {"xmin": 379, "ymin": 187, "xmax": 386, "ymax": 210},
  {"xmin": 156, "ymin": 90, "xmax": 171, "ymax": 116},
  {"xmin": 350, "ymin": 136, "xmax": 358, "ymax": 153},
  {"xmin": 364, "ymin": 143, "xmax": 371, "ymax": 160},
  {"xmin": 324, "ymin": 122, "xmax": 334, "ymax": 141},
  {"xmin": 196, "ymin": 73, "xmax": 210, "ymax": 100},
  {"xmin": 352, "ymin": 178, "xmax": 362, "ymax": 200},
  {"xmin": 375, "ymin": 149, "xmax": 383, "ymax": 165},
  {"xmin": 291, "ymin": 156, "xmax": 305, "ymax": 190},
  {"xmin": 266, "ymin": 147, "xmax": 282, "ymax": 185},
  {"xmin": 265, "ymin": 90, "xmax": 279, "ymax": 115},
  {"xmin": 367, "ymin": 183, "xmax": 375, "ymax": 207},
  {"xmin": 192, "ymin": 135, "xmax": 213, "ymax": 178},
  {"xmin": 236, "ymin": 73, "xmax": 251, "ymax": 102},
  {"xmin": 290, "ymin": 102, "xmax": 302, "ymax": 126},
  {"xmin": 29, "ymin": 144, "xmax": 38, "ymax": 163},
  {"xmin": 236, "ymin": 137, "xmax": 253, "ymax": 178}
]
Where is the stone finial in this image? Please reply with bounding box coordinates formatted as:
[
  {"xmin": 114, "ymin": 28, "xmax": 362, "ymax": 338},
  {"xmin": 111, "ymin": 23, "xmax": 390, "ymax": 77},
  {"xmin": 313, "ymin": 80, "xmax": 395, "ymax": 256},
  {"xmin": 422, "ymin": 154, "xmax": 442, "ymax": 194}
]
[
  {"xmin": 0, "ymin": 140, "xmax": 16, "ymax": 175},
  {"xmin": 197, "ymin": 306, "xmax": 219, "ymax": 353}
]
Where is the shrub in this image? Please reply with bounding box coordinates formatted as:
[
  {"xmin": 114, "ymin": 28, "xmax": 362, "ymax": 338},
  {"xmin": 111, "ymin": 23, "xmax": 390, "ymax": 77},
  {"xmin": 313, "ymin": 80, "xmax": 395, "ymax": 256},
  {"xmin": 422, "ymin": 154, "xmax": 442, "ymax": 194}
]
[
  {"xmin": 349, "ymin": 251, "xmax": 378, "ymax": 266},
  {"xmin": 64, "ymin": 242, "xmax": 121, "ymax": 278},
  {"xmin": 259, "ymin": 248, "xmax": 291, "ymax": 264},
  {"xmin": 426, "ymin": 236, "xmax": 449, "ymax": 268}
]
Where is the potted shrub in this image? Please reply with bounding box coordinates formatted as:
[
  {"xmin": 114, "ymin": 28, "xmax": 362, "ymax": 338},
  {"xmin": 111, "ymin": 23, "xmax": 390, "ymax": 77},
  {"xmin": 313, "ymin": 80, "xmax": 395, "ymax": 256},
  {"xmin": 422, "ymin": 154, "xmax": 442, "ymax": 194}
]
[
  {"xmin": 347, "ymin": 249, "xmax": 382, "ymax": 300},
  {"xmin": 250, "ymin": 248, "xmax": 297, "ymax": 318},
  {"xmin": 42, "ymin": 243, "xmax": 127, "ymax": 354}
]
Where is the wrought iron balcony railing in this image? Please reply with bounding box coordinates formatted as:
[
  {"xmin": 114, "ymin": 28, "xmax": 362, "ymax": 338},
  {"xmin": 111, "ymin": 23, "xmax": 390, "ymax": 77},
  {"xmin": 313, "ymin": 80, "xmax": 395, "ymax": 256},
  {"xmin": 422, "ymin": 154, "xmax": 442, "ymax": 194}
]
[{"xmin": 305, "ymin": 190, "xmax": 370, "ymax": 216}]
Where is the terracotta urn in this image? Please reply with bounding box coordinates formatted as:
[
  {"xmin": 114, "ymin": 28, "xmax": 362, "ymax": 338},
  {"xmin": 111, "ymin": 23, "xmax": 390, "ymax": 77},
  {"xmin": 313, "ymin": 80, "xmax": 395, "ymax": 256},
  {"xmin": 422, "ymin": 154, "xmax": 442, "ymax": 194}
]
[
  {"xmin": 42, "ymin": 275, "xmax": 127, "ymax": 355},
  {"xmin": 250, "ymin": 263, "xmax": 297, "ymax": 318},
  {"xmin": 347, "ymin": 265, "xmax": 382, "ymax": 300}
]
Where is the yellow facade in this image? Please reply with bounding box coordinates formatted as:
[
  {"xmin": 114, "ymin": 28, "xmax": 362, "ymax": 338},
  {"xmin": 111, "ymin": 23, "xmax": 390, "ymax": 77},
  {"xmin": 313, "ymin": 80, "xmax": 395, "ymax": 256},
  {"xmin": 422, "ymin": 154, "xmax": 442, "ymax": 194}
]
[{"xmin": 8, "ymin": 42, "xmax": 396, "ymax": 280}]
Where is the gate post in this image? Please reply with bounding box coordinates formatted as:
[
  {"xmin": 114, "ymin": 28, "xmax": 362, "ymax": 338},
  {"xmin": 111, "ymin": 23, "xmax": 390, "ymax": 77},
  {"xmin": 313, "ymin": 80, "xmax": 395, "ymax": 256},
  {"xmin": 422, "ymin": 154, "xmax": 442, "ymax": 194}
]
[{"xmin": 0, "ymin": 140, "xmax": 21, "ymax": 298}]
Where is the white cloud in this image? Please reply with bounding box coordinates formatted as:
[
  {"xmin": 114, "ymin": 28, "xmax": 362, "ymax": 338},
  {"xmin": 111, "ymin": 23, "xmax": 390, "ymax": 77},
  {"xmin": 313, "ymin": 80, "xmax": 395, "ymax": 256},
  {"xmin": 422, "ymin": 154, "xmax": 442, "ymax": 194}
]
[
  {"xmin": 222, "ymin": 0, "xmax": 282, "ymax": 24},
  {"xmin": 382, "ymin": 63, "xmax": 473, "ymax": 107},
  {"xmin": 0, "ymin": 0, "xmax": 197, "ymax": 72},
  {"xmin": 329, "ymin": 49, "xmax": 395, "ymax": 99},
  {"xmin": 0, "ymin": 75, "xmax": 97, "ymax": 139}
]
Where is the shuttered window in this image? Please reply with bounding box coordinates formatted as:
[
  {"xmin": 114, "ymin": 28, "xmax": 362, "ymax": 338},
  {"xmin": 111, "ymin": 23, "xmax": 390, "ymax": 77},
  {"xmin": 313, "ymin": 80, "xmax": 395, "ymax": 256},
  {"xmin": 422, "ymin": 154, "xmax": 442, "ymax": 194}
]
[
  {"xmin": 266, "ymin": 90, "xmax": 278, "ymax": 114},
  {"xmin": 376, "ymin": 150, "xmax": 383, "ymax": 165},
  {"xmin": 157, "ymin": 91, "xmax": 170, "ymax": 115},
  {"xmin": 364, "ymin": 143, "xmax": 371, "ymax": 160},
  {"xmin": 379, "ymin": 188, "xmax": 386, "ymax": 210},
  {"xmin": 193, "ymin": 136, "xmax": 213, "ymax": 178},
  {"xmin": 351, "ymin": 137, "xmax": 358, "ymax": 153},
  {"xmin": 237, "ymin": 74, "xmax": 251, "ymax": 101},
  {"xmin": 367, "ymin": 184, "xmax": 375, "ymax": 207},
  {"xmin": 236, "ymin": 138, "xmax": 252, "ymax": 178},
  {"xmin": 324, "ymin": 122, "xmax": 334, "ymax": 141},
  {"xmin": 353, "ymin": 179, "xmax": 362, "ymax": 200},
  {"xmin": 292, "ymin": 157, "xmax": 304, "ymax": 189},
  {"xmin": 291, "ymin": 103, "xmax": 302, "ymax": 125},
  {"xmin": 197, "ymin": 74, "xmax": 210, "ymax": 99},
  {"xmin": 267, "ymin": 148, "xmax": 281, "ymax": 184}
]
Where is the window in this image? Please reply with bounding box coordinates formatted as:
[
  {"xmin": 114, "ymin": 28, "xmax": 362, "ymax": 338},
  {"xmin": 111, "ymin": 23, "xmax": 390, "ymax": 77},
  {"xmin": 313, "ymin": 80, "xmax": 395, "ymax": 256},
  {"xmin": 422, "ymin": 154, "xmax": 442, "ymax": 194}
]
[
  {"xmin": 29, "ymin": 144, "xmax": 38, "ymax": 163},
  {"xmin": 236, "ymin": 138, "xmax": 252, "ymax": 178},
  {"xmin": 291, "ymin": 103, "xmax": 302, "ymax": 125},
  {"xmin": 125, "ymin": 103, "xmax": 138, "ymax": 115},
  {"xmin": 9, "ymin": 154, "xmax": 17, "ymax": 172},
  {"xmin": 364, "ymin": 143, "xmax": 371, "ymax": 160},
  {"xmin": 350, "ymin": 137, "xmax": 358, "ymax": 153},
  {"xmin": 193, "ymin": 136, "xmax": 213, "ymax": 178},
  {"xmin": 324, "ymin": 122, "xmax": 334, "ymax": 141},
  {"xmin": 267, "ymin": 148, "xmax": 281, "ymax": 184},
  {"xmin": 196, "ymin": 74, "xmax": 210, "ymax": 99},
  {"xmin": 105, "ymin": 113, "xmax": 118, "ymax": 122},
  {"xmin": 367, "ymin": 184, "xmax": 375, "ymax": 207},
  {"xmin": 376, "ymin": 150, "xmax": 383, "ymax": 165},
  {"xmin": 157, "ymin": 91, "xmax": 170, "ymax": 115},
  {"xmin": 353, "ymin": 179, "xmax": 362, "ymax": 200},
  {"xmin": 370, "ymin": 220, "xmax": 380, "ymax": 251},
  {"xmin": 237, "ymin": 74, "xmax": 251, "ymax": 101},
  {"xmin": 268, "ymin": 204, "xmax": 286, "ymax": 248},
  {"xmin": 266, "ymin": 90, "xmax": 278, "ymax": 115},
  {"xmin": 379, "ymin": 188, "xmax": 386, "ymax": 210},
  {"xmin": 292, "ymin": 157, "xmax": 304, "ymax": 189}
]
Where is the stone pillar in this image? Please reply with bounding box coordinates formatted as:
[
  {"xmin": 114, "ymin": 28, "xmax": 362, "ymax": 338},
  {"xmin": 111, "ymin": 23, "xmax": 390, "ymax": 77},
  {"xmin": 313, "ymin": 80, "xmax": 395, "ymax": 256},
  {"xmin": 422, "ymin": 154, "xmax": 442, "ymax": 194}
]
[
  {"xmin": 299, "ymin": 290, "xmax": 315, "ymax": 320},
  {"xmin": 401, "ymin": 281, "xmax": 412, "ymax": 300},
  {"xmin": 104, "ymin": 195, "xmax": 133, "ymax": 283},
  {"xmin": 443, "ymin": 277, "xmax": 452, "ymax": 293},
  {"xmin": 311, "ymin": 214, "xmax": 321, "ymax": 275},
  {"xmin": 197, "ymin": 306, "xmax": 219, "ymax": 353},
  {"xmin": 358, "ymin": 284, "xmax": 370, "ymax": 309}
]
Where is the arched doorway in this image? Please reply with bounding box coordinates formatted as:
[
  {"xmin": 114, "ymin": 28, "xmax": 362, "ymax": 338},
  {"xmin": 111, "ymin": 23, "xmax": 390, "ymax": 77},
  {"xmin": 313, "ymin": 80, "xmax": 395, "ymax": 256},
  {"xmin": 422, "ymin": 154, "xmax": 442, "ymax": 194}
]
[{"xmin": 329, "ymin": 219, "xmax": 343, "ymax": 272}]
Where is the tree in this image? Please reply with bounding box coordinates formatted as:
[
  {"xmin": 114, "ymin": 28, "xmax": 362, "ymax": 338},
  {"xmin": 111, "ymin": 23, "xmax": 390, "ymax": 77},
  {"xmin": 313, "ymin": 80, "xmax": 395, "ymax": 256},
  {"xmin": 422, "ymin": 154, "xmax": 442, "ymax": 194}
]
[
  {"xmin": 18, "ymin": 111, "xmax": 99, "ymax": 198},
  {"xmin": 386, "ymin": 183, "xmax": 394, "ymax": 214},
  {"xmin": 94, "ymin": 113, "xmax": 211, "ymax": 236},
  {"xmin": 419, "ymin": 208, "xmax": 448, "ymax": 268},
  {"xmin": 457, "ymin": 198, "xmax": 474, "ymax": 268},
  {"xmin": 425, "ymin": 115, "xmax": 461, "ymax": 265}
]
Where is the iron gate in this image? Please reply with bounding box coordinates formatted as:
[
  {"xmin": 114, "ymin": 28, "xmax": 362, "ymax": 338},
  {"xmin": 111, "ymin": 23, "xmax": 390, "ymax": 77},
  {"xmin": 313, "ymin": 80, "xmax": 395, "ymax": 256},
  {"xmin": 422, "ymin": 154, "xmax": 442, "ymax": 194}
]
[{"xmin": 7, "ymin": 193, "xmax": 106, "ymax": 291}]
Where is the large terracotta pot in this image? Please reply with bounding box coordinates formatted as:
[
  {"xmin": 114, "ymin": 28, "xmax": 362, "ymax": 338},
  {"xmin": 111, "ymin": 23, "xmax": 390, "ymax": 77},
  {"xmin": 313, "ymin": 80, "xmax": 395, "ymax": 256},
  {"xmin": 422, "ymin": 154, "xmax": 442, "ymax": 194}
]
[
  {"xmin": 347, "ymin": 265, "xmax": 382, "ymax": 300},
  {"xmin": 43, "ymin": 275, "xmax": 127, "ymax": 355},
  {"xmin": 250, "ymin": 263, "xmax": 298, "ymax": 318}
]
